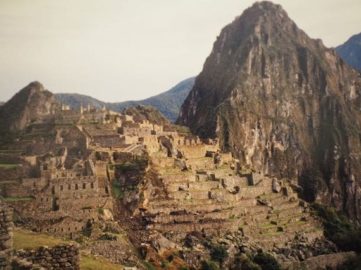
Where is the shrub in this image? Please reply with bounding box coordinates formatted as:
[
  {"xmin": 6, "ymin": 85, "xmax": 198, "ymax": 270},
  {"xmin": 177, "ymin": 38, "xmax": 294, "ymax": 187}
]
[
  {"xmin": 253, "ymin": 252, "xmax": 281, "ymax": 270},
  {"xmin": 201, "ymin": 260, "xmax": 219, "ymax": 270},
  {"xmin": 313, "ymin": 204, "xmax": 361, "ymax": 252},
  {"xmin": 232, "ymin": 254, "xmax": 261, "ymax": 270},
  {"xmin": 210, "ymin": 245, "xmax": 228, "ymax": 264},
  {"xmin": 98, "ymin": 233, "xmax": 117, "ymax": 241}
]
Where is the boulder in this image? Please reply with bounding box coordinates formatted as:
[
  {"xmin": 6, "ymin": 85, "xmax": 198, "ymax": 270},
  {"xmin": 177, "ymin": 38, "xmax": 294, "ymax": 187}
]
[{"xmin": 272, "ymin": 179, "xmax": 282, "ymax": 193}]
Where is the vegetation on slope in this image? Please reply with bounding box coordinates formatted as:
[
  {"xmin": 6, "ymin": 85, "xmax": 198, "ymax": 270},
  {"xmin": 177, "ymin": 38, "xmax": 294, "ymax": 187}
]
[{"xmin": 313, "ymin": 204, "xmax": 361, "ymax": 252}]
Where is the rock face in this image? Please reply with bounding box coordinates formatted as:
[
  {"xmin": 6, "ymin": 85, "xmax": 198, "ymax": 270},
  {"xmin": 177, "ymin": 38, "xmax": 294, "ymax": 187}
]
[
  {"xmin": 178, "ymin": 1, "xmax": 361, "ymax": 221},
  {"xmin": 336, "ymin": 32, "xmax": 361, "ymax": 72},
  {"xmin": 0, "ymin": 81, "xmax": 57, "ymax": 132},
  {"xmin": 123, "ymin": 105, "xmax": 172, "ymax": 128}
]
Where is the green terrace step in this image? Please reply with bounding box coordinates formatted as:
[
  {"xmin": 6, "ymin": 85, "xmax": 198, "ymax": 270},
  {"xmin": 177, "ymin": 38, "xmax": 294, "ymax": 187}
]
[
  {"xmin": 272, "ymin": 200, "xmax": 300, "ymax": 211},
  {"xmin": 241, "ymin": 212, "xmax": 312, "ymax": 232},
  {"xmin": 251, "ymin": 226, "xmax": 324, "ymax": 245},
  {"xmin": 152, "ymin": 219, "xmax": 237, "ymax": 233}
]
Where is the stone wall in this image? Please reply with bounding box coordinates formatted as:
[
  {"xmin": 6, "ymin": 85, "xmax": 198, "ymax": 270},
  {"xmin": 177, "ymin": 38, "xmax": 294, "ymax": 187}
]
[
  {"xmin": 15, "ymin": 244, "xmax": 79, "ymax": 270},
  {"xmin": 284, "ymin": 251, "xmax": 357, "ymax": 270},
  {"xmin": 0, "ymin": 202, "xmax": 13, "ymax": 270}
]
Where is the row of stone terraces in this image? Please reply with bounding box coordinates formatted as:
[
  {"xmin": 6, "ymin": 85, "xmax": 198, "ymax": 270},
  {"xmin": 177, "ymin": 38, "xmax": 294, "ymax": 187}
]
[{"xmin": 141, "ymin": 154, "xmax": 324, "ymax": 249}]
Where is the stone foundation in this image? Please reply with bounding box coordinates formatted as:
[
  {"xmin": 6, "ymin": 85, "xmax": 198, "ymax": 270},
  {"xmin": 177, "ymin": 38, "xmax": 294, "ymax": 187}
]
[
  {"xmin": 0, "ymin": 202, "xmax": 13, "ymax": 270},
  {"xmin": 14, "ymin": 244, "xmax": 79, "ymax": 270}
]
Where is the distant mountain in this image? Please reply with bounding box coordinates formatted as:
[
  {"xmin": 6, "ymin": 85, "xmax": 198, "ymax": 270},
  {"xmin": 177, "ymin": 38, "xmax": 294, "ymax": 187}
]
[
  {"xmin": 55, "ymin": 77, "xmax": 195, "ymax": 122},
  {"xmin": 336, "ymin": 32, "xmax": 361, "ymax": 72},
  {"xmin": 54, "ymin": 93, "xmax": 105, "ymax": 110}
]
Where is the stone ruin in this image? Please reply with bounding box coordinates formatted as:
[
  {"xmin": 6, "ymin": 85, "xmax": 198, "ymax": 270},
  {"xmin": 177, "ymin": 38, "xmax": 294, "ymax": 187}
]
[
  {"xmin": 13, "ymin": 244, "xmax": 79, "ymax": 270},
  {"xmin": 2, "ymin": 156, "xmax": 112, "ymax": 237},
  {"xmin": 135, "ymin": 139, "xmax": 325, "ymax": 260},
  {"xmin": 0, "ymin": 102, "xmax": 346, "ymax": 268},
  {"xmin": 0, "ymin": 201, "xmax": 80, "ymax": 270},
  {"xmin": 0, "ymin": 202, "xmax": 13, "ymax": 270}
]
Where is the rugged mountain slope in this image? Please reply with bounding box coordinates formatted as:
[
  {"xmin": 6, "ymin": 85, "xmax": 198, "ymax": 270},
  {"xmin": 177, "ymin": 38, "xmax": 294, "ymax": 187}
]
[
  {"xmin": 336, "ymin": 33, "xmax": 361, "ymax": 72},
  {"xmin": 123, "ymin": 105, "xmax": 172, "ymax": 128},
  {"xmin": 54, "ymin": 93, "xmax": 105, "ymax": 110},
  {"xmin": 56, "ymin": 77, "xmax": 195, "ymax": 122},
  {"xmin": 178, "ymin": 1, "xmax": 361, "ymax": 220},
  {"xmin": 0, "ymin": 81, "xmax": 57, "ymax": 132}
]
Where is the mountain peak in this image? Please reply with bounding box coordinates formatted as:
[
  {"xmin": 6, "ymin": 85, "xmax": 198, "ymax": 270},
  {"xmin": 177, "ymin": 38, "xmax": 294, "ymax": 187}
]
[
  {"xmin": 178, "ymin": 1, "xmax": 361, "ymax": 221},
  {"xmin": 27, "ymin": 81, "xmax": 45, "ymax": 91},
  {"xmin": 250, "ymin": 1, "xmax": 284, "ymax": 13},
  {"xmin": 0, "ymin": 82, "xmax": 56, "ymax": 132},
  {"xmin": 240, "ymin": 1, "xmax": 289, "ymax": 24}
]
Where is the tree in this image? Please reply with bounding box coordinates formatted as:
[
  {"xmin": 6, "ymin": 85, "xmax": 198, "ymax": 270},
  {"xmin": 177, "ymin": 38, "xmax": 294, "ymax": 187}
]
[{"xmin": 210, "ymin": 245, "xmax": 228, "ymax": 265}]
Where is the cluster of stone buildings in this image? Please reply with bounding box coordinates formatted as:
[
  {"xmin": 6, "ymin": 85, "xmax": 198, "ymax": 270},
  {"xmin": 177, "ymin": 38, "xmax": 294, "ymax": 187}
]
[
  {"xmin": 0, "ymin": 201, "xmax": 79, "ymax": 270},
  {"xmin": 3, "ymin": 154, "xmax": 111, "ymax": 236},
  {"xmin": 0, "ymin": 102, "xmax": 349, "ymax": 268},
  {"xmin": 0, "ymin": 104, "xmax": 208, "ymax": 239}
]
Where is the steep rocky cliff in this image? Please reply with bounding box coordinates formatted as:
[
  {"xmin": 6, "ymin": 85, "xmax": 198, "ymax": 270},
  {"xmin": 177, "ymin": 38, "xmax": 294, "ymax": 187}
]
[
  {"xmin": 178, "ymin": 1, "xmax": 361, "ymax": 221},
  {"xmin": 0, "ymin": 81, "xmax": 57, "ymax": 132}
]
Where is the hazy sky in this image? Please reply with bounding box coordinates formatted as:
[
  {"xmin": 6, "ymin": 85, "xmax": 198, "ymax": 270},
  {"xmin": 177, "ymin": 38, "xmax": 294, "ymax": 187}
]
[{"xmin": 0, "ymin": 0, "xmax": 360, "ymax": 103}]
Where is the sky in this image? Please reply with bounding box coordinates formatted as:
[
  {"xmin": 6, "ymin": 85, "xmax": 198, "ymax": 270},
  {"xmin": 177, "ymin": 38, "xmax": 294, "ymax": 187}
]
[{"xmin": 0, "ymin": 0, "xmax": 360, "ymax": 103}]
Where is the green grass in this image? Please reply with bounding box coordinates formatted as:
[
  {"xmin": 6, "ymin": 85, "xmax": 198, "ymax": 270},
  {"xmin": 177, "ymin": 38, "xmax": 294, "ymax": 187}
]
[
  {"xmin": 111, "ymin": 181, "xmax": 124, "ymax": 199},
  {"xmin": 0, "ymin": 163, "xmax": 19, "ymax": 169},
  {"xmin": 13, "ymin": 228, "xmax": 68, "ymax": 250},
  {"xmin": 0, "ymin": 180, "xmax": 17, "ymax": 185},
  {"xmin": 1, "ymin": 196, "xmax": 34, "ymax": 202},
  {"xmin": 13, "ymin": 229, "xmax": 124, "ymax": 270},
  {"xmin": 0, "ymin": 149, "xmax": 22, "ymax": 154},
  {"xmin": 80, "ymin": 255, "xmax": 123, "ymax": 270},
  {"xmin": 143, "ymin": 261, "xmax": 157, "ymax": 270}
]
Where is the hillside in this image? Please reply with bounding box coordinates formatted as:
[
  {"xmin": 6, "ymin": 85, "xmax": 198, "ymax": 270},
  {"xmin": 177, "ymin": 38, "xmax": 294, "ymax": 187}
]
[
  {"xmin": 178, "ymin": 1, "xmax": 361, "ymax": 221},
  {"xmin": 55, "ymin": 77, "xmax": 195, "ymax": 122},
  {"xmin": 336, "ymin": 32, "xmax": 361, "ymax": 72}
]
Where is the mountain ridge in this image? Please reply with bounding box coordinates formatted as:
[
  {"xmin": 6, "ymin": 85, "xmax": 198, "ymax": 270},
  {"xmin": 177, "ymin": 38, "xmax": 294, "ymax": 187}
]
[
  {"xmin": 55, "ymin": 77, "xmax": 195, "ymax": 122},
  {"xmin": 336, "ymin": 32, "xmax": 361, "ymax": 72}
]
